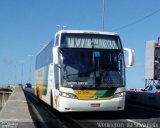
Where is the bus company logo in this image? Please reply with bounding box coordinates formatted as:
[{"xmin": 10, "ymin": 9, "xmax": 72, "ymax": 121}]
[
  {"xmin": 92, "ymin": 95, "xmax": 98, "ymax": 99},
  {"xmin": 77, "ymin": 90, "xmax": 89, "ymax": 95}
]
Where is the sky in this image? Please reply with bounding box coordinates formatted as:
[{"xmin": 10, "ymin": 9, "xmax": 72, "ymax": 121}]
[{"xmin": 0, "ymin": 0, "xmax": 160, "ymax": 88}]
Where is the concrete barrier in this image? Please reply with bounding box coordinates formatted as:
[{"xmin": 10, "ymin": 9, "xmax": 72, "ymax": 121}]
[
  {"xmin": 0, "ymin": 86, "xmax": 64, "ymax": 128},
  {"xmin": 0, "ymin": 88, "xmax": 12, "ymax": 110},
  {"xmin": 0, "ymin": 86, "xmax": 33, "ymax": 122},
  {"xmin": 126, "ymin": 91, "xmax": 160, "ymax": 108}
]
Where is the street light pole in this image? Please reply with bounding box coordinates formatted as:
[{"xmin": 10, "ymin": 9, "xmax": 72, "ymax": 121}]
[
  {"xmin": 14, "ymin": 64, "xmax": 17, "ymax": 85},
  {"xmin": 102, "ymin": 0, "xmax": 105, "ymax": 31},
  {"xmin": 21, "ymin": 62, "xmax": 24, "ymax": 85},
  {"xmin": 28, "ymin": 55, "xmax": 33, "ymax": 84},
  {"xmin": 57, "ymin": 25, "xmax": 67, "ymax": 30}
]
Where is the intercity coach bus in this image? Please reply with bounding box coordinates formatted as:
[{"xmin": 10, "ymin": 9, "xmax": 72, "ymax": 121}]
[{"xmin": 34, "ymin": 30, "xmax": 134, "ymax": 112}]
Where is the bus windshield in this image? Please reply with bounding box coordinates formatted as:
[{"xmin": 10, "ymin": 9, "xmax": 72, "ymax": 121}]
[{"xmin": 61, "ymin": 48, "xmax": 125, "ymax": 89}]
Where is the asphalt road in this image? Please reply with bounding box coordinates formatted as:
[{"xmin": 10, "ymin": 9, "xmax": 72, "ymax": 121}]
[
  {"xmin": 24, "ymin": 91, "xmax": 65, "ymax": 128},
  {"xmin": 65, "ymin": 103, "xmax": 160, "ymax": 128},
  {"xmin": 24, "ymin": 90, "xmax": 160, "ymax": 128}
]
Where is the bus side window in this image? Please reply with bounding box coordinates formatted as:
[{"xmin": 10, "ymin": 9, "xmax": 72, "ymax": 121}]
[{"xmin": 54, "ymin": 66, "xmax": 59, "ymax": 90}]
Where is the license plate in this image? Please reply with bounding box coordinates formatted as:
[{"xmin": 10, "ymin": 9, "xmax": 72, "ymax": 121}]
[{"xmin": 90, "ymin": 103, "xmax": 101, "ymax": 107}]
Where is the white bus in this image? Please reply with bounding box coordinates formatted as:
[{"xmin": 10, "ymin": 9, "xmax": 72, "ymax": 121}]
[{"xmin": 34, "ymin": 30, "xmax": 134, "ymax": 112}]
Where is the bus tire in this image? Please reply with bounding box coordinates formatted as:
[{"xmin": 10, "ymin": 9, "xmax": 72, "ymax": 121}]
[
  {"xmin": 50, "ymin": 90, "xmax": 53, "ymax": 108},
  {"xmin": 37, "ymin": 90, "xmax": 40, "ymax": 102}
]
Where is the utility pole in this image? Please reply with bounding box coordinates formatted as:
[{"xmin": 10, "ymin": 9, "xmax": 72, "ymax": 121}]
[
  {"xmin": 21, "ymin": 62, "xmax": 24, "ymax": 85},
  {"xmin": 28, "ymin": 55, "xmax": 34, "ymax": 84},
  {"xmin": 14, "ymin": 64, "xmax": 17, "ymax": 85},
  {"xmin": 102, "ymin": 0, "xmax": 105, "ymax": 31}
]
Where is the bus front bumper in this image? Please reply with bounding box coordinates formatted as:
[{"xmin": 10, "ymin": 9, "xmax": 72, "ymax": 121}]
[{"xmin": 58, "ymin": 96, "xmax": 125, "ymax": 112}]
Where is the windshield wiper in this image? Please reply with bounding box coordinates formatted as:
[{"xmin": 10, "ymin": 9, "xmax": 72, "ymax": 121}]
[
  {"xmin": 105, "ymin": 86, "xmax": 116, "ymax": 90},
  {"xmin": 92, "ymin": 86, "xmax": 116, "ymax": 90}
]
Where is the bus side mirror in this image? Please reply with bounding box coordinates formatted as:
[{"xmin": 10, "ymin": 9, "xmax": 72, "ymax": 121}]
[
  {"xmin": 53, "ymin": 46, "xmax": 59, "ymax": 65},
  {"xmin": 124, "ymin": 48, "xmax": 135, "ymax": 67}
]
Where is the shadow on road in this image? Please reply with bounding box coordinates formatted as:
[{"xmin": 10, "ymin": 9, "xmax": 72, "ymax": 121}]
[
  {"xmin": 65, "ymin": 103, "xmax": 160, "ymax": 121},
  {"xmin": 23, "ymin": 90, "xmax": 63, "ymax": 128}
]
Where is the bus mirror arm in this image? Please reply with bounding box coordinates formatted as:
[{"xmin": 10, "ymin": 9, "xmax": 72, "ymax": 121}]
[
  {"xmin": 123, "ymin": 48, "xmax": 135, "ymax": 68},
  {"xmin": 53, "ymin": 46, "xmax": 60, "ymax": 65}
]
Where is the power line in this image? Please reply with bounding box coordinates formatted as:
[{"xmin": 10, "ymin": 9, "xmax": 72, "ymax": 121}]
[{"xmin": 112, "ymin": 8, "xmax": 160, "ymax": 31}]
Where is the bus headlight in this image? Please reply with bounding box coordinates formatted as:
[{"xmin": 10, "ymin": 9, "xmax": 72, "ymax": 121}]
[
  {"xmin": 113, "ymin": 92, "xmax": 126, "ymax": 98},
  {"xmin": 60, "ymin": 92, "xmax": 77, "ymax": 99}
]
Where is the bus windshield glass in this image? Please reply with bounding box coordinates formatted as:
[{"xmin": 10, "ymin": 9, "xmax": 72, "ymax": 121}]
[
  {"xmin": 61, "ymin": 48, "xmax": 125, "ymax": 89},
  {"xmin": 60, "ymin": 33, "xmax": 124, "ymax": 89}
]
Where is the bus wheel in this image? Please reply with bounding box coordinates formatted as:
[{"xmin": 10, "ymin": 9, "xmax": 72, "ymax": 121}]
[
  {"xmin": 50, "ymin": 91, "xmax": 53, "ymax": 108},
  {"xmin": 37, "ymin": 90, "xmax": 40, "ymax": 102}
]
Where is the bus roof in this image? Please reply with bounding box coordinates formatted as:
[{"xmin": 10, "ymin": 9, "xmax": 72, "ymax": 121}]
[
  {"xmin": 36, "ymin": 40, "xmax": 53, "ymax": 56},
  {"xmin": 55, "ymin": 30, "xmax": 118, "ymax": 36}
]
